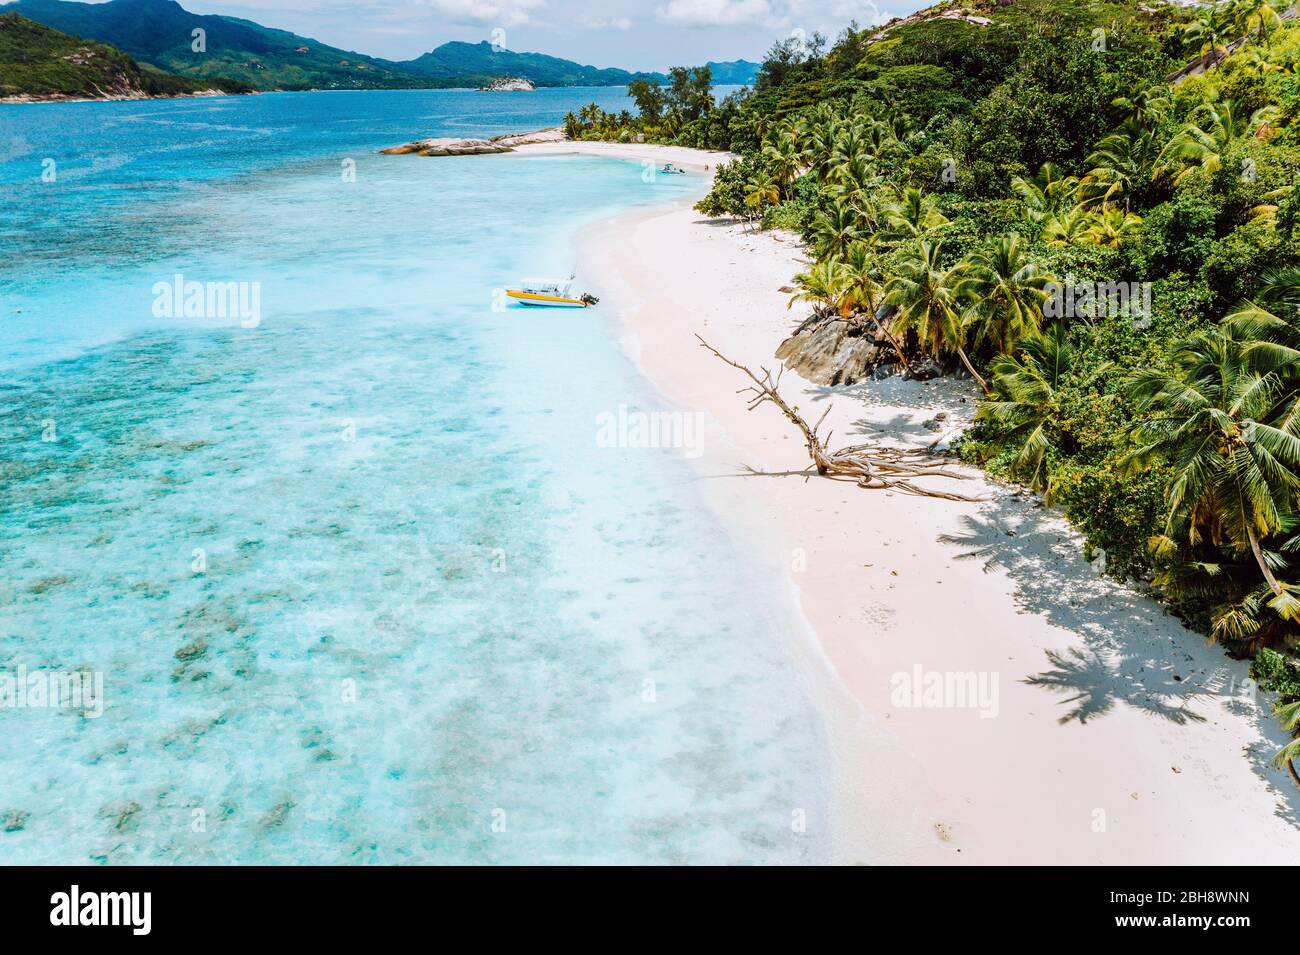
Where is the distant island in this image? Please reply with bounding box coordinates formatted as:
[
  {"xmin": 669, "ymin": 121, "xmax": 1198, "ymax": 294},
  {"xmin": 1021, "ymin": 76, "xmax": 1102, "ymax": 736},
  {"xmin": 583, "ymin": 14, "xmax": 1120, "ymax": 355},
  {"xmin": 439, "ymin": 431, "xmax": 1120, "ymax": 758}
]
[
  {"xmin": 0, "ymin": 11, "xmax": 250, "ymax": 101},
  {"xmin": 5, "ymin": 0, "xmax": 762, "ymax": 92},
  {"xmin": 477, "ymin": 76, "xmax": 534, "ymax": 92}
]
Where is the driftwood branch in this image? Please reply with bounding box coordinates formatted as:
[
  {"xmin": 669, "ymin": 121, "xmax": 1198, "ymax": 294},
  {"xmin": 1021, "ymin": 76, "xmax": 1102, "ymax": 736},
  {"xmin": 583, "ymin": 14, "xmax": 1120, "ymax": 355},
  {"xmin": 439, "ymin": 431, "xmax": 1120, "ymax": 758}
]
[{"xmin": 697, "ymin": 336, "xmax": 986, "ymax": 502}]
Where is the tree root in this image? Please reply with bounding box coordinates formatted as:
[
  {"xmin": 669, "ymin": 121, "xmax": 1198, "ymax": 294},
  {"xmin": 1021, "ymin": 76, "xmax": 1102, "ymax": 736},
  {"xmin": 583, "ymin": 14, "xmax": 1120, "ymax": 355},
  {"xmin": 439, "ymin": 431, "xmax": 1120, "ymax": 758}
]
[{"xmin": 697, "ymin": 336, "xmax": 987, "ymax": 502}]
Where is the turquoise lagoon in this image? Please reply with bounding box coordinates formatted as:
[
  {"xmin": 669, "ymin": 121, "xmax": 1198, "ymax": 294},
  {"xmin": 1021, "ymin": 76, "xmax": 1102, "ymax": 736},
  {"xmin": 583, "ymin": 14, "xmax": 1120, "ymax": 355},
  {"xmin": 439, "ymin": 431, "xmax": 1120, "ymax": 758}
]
[{"xmin": 0, "ymin": 89, "xmax": 830, "ymax": 863}]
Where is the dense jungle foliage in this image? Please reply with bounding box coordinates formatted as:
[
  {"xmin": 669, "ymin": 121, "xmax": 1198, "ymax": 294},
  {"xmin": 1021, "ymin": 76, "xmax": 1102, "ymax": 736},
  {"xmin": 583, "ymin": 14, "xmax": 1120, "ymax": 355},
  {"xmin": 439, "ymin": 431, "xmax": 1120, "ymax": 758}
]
[{"xmin": 573, "ymin": 0, "xmax": 1300, "ymax": 777}]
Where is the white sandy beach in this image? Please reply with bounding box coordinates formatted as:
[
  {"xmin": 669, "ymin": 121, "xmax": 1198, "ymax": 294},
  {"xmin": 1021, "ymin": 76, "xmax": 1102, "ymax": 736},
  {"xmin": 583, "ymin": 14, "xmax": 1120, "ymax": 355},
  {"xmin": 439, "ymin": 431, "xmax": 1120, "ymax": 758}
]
[
  {"xmin": 523, "ymin": 141, "xmax": 1300, "ymax": 864},
  {"xmin": 518, "ymin": 139, "xmax": 733, "ymax": 172}
]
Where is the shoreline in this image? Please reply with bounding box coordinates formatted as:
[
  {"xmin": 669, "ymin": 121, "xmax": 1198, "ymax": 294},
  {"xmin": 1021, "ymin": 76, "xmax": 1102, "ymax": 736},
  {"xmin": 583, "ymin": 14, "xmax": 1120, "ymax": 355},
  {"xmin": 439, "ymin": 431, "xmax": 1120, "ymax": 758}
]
[
  {"xmin": 570, "ymin": 157, "xmax": 1300, "ymax": 863},
  {"xmin": 515, "ymin": 139, "xmax": 732, "ymax": 172},
  {"xmin": 0, "ymin": 88, "xmax": 246, "ymax": 105}
]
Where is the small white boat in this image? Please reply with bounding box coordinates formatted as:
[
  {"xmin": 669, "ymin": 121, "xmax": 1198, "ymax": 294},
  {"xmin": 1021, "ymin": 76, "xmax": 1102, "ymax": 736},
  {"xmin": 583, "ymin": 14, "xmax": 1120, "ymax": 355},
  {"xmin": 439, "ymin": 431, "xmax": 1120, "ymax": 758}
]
[
  {"xmin": 505, "ymin": 276, "xmax": 598, "ymax": 308},
  {"xmin": 660, "ymin": 163, "xmax": 687, "ymax": 175}
]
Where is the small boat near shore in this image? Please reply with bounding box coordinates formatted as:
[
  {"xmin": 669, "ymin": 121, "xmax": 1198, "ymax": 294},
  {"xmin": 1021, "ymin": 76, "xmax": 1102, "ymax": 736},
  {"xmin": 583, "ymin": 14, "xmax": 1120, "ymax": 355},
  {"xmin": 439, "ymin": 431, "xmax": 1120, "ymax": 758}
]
[{"xmin": 506, "ymin": 276, "xmax": 599, "ymax": 308}]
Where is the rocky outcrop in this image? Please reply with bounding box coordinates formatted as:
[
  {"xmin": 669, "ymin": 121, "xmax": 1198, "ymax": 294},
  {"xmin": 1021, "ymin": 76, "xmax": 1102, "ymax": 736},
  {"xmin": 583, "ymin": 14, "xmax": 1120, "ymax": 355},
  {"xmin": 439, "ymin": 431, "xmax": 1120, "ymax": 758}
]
[
  {"xmin": 865, "ymin": 3, "xmax": 996, "ymax": 47},
  {"xmin": 380, "ymin": 126, "xmax": 564, "ymax": 156},
  {"xmin": 477, "ymin": 76, "xmax": 536, "ymax": 91},
  {"xmin": 379, "ymin": 138, "xmax": 512, "ymax": 156},
  {"xmin": 489, "ymin": 126, "xmax": 566, "ymax": 147},
  {"xmin": 775, "ymin": 312, "xmax": 897, "ymax": 386}
]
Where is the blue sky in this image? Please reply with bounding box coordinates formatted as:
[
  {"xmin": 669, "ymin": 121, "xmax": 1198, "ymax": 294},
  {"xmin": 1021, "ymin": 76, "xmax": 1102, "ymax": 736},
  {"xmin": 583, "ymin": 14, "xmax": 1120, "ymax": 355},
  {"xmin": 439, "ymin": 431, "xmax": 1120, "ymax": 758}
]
[{"xmin": 165, "ymin": 0, "xmax": 910, "ymax": 70}]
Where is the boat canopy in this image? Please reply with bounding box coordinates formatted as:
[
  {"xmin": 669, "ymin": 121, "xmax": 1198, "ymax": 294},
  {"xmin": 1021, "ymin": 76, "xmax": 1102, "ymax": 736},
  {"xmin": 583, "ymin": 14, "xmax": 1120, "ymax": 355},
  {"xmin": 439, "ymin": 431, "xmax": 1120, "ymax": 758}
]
[{"xmin": 519, "ymin": 277, "xmax": 574, "ymax": 297}]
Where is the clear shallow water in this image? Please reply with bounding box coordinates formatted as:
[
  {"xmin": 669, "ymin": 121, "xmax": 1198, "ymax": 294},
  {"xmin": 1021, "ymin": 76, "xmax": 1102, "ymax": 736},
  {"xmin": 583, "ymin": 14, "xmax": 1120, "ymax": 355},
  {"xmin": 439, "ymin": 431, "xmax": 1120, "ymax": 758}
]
[{"xmin": 0, "ymin": 89, "xmax": 829, "ymax": 864}]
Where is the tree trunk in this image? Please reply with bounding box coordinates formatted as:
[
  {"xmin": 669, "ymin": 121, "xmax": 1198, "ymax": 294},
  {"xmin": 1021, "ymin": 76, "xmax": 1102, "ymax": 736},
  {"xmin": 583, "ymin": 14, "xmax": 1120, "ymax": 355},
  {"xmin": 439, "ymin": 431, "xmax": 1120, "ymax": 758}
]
[
  {"xmin": 956, "ymin": 347, "xmax": 990, "ymax": 394},
  {"xmin": 868, "ymin": 310, "xmax": 912, "ymax": 373},
  {"xmin": 1289, "ymin": 757, "xmax": 1300, "ymax": 788},
  {"xmin": 1247, "ymin": 525, "xmax": 1285, "ymax": 597},
  {"xmin": 696, "ymin": 336, "xmax": 987, "ymax": 501}
]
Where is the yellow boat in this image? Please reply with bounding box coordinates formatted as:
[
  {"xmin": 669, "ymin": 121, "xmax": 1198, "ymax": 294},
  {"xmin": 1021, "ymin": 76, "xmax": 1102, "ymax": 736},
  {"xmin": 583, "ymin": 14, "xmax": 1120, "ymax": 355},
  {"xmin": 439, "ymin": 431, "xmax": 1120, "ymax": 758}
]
[{"xmin": 506, "ymin": 277, "xmax": 598, "ymax": 308}]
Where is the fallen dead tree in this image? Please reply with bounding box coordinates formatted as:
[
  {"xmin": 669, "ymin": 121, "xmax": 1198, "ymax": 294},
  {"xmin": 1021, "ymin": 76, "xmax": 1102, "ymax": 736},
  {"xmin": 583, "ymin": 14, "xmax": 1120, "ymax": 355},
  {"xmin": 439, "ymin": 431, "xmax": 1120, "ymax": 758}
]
[{"xmin": 698, "ymin": 336, "xmax": 986, "ymax": 502}]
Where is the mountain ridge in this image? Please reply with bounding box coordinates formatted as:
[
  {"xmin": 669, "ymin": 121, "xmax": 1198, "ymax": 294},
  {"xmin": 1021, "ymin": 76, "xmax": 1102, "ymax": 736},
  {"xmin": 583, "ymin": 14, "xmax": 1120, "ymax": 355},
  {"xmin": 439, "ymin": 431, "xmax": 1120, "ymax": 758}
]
[{"xmin": 3, "ymin": 0, "xmax": 762, "ymax": 91}]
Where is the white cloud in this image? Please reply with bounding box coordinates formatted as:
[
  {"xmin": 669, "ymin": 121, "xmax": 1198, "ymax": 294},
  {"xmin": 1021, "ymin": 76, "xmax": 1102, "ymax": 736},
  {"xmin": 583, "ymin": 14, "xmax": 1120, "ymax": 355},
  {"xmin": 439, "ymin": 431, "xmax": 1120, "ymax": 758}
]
[
  {"xmin": 778, "ymin": 0, "xmax": 892, "ymax": 31},
  {"xmin": 578, "ymin": 15, "xmax": 633, "ymax": 30},
  {"xmin": 414, "ymin": 0, "xmax": 546, "ymax": 27},
  {"xmin": 825, "ymin": 0, "xmax": 892, "ymax": 26},
  {"xmin": 655, "ymin": 0, "xmax": 771, "ymax": 28}
]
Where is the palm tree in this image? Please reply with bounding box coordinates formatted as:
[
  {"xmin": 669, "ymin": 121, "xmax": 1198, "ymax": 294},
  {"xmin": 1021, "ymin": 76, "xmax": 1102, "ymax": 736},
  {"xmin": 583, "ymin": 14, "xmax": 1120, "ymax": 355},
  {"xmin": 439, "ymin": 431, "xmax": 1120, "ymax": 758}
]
[
  {"xmin": 1273, "ymin": 698, "xmax": 1300, "ymax": 785},
  {"xmin": 1122, "ymin": 328, "xmax": 1300, "ymax": 617},
  {"xmin": 772, "ymin": 118, "xmax": 800, "ymax": 147},
  {"xmin": 762, "ymin": 134, "xmax": 802, "ymax": 198},
  {"xmin": 841, "ymin": 241, "xmax": 911, "ymax": 369},
  {"xmin": 1111, "ymin": 84, "xmax": 1171, "ymax": 128},
  {"xmin": 1011, "ymin": 162, "xmax": 1081, "ymax": 224},
  {"xmin": 1238, "ymin": 44, "xmax": 1282, "ymax": 78},
  {"xmin": 828, "ymin": 123, "xmax": 867, "ymax": 174},
  {"xmin": 1155, "ymin": 98, "xmax": 1279, "ymax": 184},
  {"xmin": 661, "ymin": 107, "xmax": 683, "ymax": 138},
  {"xmin": 885, "ymin": 241, "xmax": 987, "ymax": 391},
  {"xmin": 978, "ymin": 325, "xmax": 1074, "ymax": 495},
  {"xmin": 1041, "ymin": 204, "xmax": 1096, "ymax": 245},
  {"xmin": 828, "ymin": 153, "xmax": 883, "ymax": 228},
  {"xmin": 1232, "ymin": 0, "xmax": 1285, "ymax": 46},
  {"xmin": 797, "ymin": 112, "xmax": 839, "ymax": 179},
  {"xmin": 810, "ymin": 202, "xmax": 861, "ymax": 259},
  {"xmin": 859, "ymin": 119, "xmax": 900, "ymax": 162},
  {"xmin": 788, "ymin": 257, "xmax": 851, "ymax": 316},
  {"xmin": 881, "ymin": 110, "xmax": 915, "ymax": 145},
  {"xmin": 881, "ymin": 187, "xmax": 949, "ymax": 244},
  {"xmin": 743, "ymin": 178, "xmax": 780, "ymax": 225},
  {"xmin": 1081, "ymin": 207, "xmax": 1144, "ymax": 248},
  {"xmin": 1182, "ymin": 2, "xmax": 1234, "ymax": 59},
  {"xmin": 956, "ymin": 234, "xmax": 1053, "ymax": 355},
  {"xmin": 1082, "ymin": 120, "xmax": 1159, "ymax": 210},
  {"xmin": 1224, "ymin": 267, "xmax": 1300, "ymax": 372},
  {"xmin": 839, "ymin": 242, "xmax": 883, "ymax": 315}
]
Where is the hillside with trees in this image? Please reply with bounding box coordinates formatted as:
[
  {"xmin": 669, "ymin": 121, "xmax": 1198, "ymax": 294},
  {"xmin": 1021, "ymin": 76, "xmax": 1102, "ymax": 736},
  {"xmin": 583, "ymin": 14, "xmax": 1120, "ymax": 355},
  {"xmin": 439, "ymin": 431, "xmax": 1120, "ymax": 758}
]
[
  {"xmin": 7, "ymin": 0, "xmax": 449, "ymax": 90},
  {"xmin": 0, "ymin": 11, "xmax": 249, "ymax": 100},
  {"xmin": 7, "ymin": 0, "xmax": 761, "ymax": 92}
]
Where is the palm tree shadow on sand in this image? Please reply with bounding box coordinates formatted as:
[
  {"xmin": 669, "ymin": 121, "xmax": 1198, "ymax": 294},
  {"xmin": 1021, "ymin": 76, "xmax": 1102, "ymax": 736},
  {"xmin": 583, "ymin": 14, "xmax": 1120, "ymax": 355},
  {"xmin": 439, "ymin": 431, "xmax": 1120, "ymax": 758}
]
[
  {"xmin": 938, "ymin": 496, "xmax": 1300, "ymax": 826},
  {"xmin": 1023, "ymin": 646, "xmax": 1200, "ymax": 725}
]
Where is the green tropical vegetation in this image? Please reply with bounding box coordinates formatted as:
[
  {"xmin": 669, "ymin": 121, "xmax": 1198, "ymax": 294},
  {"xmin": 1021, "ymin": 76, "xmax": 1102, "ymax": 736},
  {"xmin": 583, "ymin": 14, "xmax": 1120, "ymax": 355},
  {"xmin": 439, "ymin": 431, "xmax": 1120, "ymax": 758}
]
[
  {"xmin": 601, "ymin": 0, "xmax": 1300, "ymax": 778},
  {"xmin": 0, "ymin": 11, "xmax": 249, "ymax": 98},
  {"xmin": 564, "ymin": 66, "xmax": 731, "ymax": 142},
  {"xmin": 6, "ymin": 0, "xmax": 429, "ymax": 90}
]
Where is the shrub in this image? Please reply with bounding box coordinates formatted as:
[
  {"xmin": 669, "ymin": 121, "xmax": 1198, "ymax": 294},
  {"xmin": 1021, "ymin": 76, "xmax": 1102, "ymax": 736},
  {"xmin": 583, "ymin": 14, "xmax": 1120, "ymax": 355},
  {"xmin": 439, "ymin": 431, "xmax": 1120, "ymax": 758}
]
[{"xmin": 694, "ymin": 154, "xmax": 764, "ymax": 219}]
